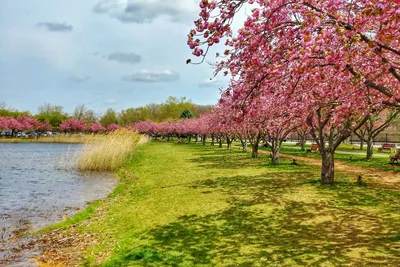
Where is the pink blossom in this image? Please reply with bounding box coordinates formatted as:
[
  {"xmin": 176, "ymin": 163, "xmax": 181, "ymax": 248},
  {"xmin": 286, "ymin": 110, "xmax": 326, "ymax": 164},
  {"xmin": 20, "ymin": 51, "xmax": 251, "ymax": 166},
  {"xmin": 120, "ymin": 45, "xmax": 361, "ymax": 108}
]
[
  {"xmin": 106, "ymin": 124, "xmax": 119, "ymax": 132},
  {"xmin": 89, "ymin": 123, "xmax": 106, "ymax": 133},
  {"xmin": 59, "ymin": 118, "xmax": 87, "ymax": 132}
]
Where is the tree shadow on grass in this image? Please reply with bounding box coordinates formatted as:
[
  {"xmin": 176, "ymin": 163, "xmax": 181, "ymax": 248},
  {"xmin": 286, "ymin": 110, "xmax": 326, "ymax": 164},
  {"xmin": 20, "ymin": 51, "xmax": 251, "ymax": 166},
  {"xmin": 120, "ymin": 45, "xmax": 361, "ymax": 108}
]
[
  {"xmin": 187, "ymin": 145, "xmax": 307, "ymax": 171},
  {"xmin": 190, "ymin": 150, "xmax": 259, "ymax": 170},
  {"xmin": 104, "ymin": 173, "xmax": 400, "ymax": 266}
]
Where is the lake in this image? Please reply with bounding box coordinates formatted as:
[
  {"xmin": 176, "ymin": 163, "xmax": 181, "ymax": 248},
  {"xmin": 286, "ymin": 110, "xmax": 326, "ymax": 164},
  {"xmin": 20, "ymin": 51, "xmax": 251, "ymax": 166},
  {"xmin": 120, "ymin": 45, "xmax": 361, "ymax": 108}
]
[{"xmin": 0, "ymin": 143, "xmax": 117, "ymax": 264}]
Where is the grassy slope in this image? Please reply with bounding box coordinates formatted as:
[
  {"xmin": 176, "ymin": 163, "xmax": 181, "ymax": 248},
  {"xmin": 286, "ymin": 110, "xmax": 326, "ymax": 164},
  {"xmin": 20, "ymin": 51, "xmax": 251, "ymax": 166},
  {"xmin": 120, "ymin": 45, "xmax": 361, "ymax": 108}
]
[{"xmin": 65, "ymin": 141, "xmax": 400, "ymax": 266}]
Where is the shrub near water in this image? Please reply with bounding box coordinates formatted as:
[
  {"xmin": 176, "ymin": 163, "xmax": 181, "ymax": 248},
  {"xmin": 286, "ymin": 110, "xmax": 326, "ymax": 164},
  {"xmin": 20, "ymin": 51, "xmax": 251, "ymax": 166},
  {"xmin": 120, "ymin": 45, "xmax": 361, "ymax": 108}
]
[{"xmin": 77, "ymin": 129, "xmax": 146, "ymax": 171}]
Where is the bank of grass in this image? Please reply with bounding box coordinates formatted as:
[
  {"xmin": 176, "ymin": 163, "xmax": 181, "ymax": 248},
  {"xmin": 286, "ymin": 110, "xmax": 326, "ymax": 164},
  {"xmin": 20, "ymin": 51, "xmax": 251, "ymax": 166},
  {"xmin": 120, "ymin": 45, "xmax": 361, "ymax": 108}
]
[
  {"xmin": 77, "ymin": 129, "xmax": 148, "ymax": 171},
  {"xmin": 41, "ymin": 141, "xmax": 400, "ymax": 266}
]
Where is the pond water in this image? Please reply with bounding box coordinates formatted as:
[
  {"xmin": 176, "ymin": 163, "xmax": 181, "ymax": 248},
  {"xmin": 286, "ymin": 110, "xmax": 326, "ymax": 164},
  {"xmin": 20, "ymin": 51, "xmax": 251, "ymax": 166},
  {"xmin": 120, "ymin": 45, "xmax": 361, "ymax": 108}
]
[{"xmin": 0, "ymin": 143, "xmax": 117, "ymax": 264}]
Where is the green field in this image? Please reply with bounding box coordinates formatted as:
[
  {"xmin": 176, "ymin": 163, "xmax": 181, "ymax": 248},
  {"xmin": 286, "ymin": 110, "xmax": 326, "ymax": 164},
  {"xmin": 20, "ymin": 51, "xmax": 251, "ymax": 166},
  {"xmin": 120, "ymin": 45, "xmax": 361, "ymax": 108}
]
[
  {"xmin": 274, "ymin": 143, "xmax": 400, "ymax": 173},
  {"xmin": 41, "ymin": 141, "xmax": 400, "ymax": 266}
]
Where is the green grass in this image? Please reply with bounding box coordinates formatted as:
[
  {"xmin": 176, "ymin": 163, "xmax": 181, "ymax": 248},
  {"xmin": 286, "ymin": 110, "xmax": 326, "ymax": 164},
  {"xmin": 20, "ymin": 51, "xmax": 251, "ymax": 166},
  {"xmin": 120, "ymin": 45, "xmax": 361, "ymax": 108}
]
[
  {"xmin": 46, "ymin": 141, "xmax": 400, "ymax": 266},
  {"xmin": 264, "ymin": 143, "xmax": 400, "ymax": 173}
]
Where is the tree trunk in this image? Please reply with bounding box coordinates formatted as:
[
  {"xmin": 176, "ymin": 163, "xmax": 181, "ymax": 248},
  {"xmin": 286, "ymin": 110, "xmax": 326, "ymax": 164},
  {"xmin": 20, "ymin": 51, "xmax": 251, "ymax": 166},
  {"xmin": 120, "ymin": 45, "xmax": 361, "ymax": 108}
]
[
  {"xmin": 167, "ymin": 136, "xmax": 170, "ymax": 142},
  {"xmin": 227, "ymin": 142, "xmax": 232, "ymax": 150},
  {"xmin": 359, "ymin": 139, "xmax": 364, "ymax": 150},
  {"xmin": 226, "ymin": 138, "xmax": 232, "ymax": 150},
  {"xmin": 188, "ymin": 135, "xmax": 192, "ymax": 143},
  {"xmin": 211, "ymin": 135, "xmax": 215, "ymax": 146},
  {"xmin": 298, "ymin": 135, "xmax": 306, "ymax": 151},
  {"xmin": 300, "ymin": 141, "xmax": 306, "ymax": 151},
  {"xmin": 218, "ymin": 137, "xmax": 223, "ymax": 148},
  {"xmin": 366, "ymin": 138, "xmax": 374, "ymax": 160},
  {"xmin": 241, "ymin": 140, "xmax": 247, "ymax": 152},
  {"xmin": 202, "ymin": 135, "xmax": 206, "ymax": 146},
  {"xmin": 271, "ymin": 145, "xmax": 280, "ymax": 165},
  {"xmin": 252, "ymin": 144, "xmax": 259, "ymax": 158},
  {"xmin": 320, "ymin": 150, "xmax": 335, "ymax": 184}
]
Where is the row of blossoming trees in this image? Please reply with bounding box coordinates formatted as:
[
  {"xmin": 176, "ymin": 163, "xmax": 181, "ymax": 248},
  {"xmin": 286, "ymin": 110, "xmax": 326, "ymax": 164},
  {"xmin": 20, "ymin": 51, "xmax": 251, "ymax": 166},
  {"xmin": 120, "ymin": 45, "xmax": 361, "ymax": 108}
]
[
  {"xmin": 183, "ymin": 0, "xmax": 400, "ymax": 184},
  {"xmin": 0, "ymin": 116, "xmax": 120, "ymax": 135},
  {"xmin": 135, "ymin": 0, "xmax": 400, "ymax": 184},
  {"xmin": 0, "ymin": 117, "xmax": 52, "ymax": 133},
  {"xmin": 59, "ymin": 119, "xmax": 119, "ymax": 133}
]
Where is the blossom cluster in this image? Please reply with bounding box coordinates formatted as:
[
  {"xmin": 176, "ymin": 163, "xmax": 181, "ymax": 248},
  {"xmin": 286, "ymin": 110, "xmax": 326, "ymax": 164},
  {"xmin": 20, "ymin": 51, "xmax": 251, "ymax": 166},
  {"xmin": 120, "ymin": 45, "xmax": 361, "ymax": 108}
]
[{"xmin": 0, "ymin": 116, "xmax": 51, "ymax": 131}]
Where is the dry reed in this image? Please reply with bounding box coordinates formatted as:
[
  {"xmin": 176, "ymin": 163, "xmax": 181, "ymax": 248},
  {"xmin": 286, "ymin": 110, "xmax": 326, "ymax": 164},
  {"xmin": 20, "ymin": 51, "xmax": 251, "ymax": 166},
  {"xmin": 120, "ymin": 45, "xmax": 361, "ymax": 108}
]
[{"xmin": 76, "ymin": 129, "xmax": 147, "ymax": 171}]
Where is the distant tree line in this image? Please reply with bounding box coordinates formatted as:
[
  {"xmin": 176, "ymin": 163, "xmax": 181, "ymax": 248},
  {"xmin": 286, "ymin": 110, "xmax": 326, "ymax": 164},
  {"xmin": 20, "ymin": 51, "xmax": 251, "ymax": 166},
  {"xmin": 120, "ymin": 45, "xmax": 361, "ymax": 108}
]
[{"xmin": 0, "ymin": 97, "xmax": 212, "ymax": 130}]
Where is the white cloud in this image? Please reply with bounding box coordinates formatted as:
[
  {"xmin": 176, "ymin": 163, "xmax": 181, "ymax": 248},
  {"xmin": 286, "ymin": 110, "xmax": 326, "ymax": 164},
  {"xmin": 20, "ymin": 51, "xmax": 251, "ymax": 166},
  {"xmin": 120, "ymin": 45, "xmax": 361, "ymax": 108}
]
[
  {"xmin": 106, "ymin": 52, "xmax": 141, "ymax": 64},
  {"xmin": 198, "ymin": 77, "xmax": 226, "ymax": 88},
  {"xmin": 122, "ymin": 69, "xmax": 180, "ymax": 83}
]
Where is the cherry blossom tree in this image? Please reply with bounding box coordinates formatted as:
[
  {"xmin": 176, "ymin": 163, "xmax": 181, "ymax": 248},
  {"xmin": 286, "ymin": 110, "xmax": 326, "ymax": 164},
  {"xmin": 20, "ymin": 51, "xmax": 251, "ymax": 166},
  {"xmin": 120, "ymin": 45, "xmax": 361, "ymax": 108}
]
[
  {"xmin": 36, "ymin": 121, "xmax": 52, "ymax": 132},
  {"xmin": 186, "ymin": 0, "xmax": 400, "ymax": 183},
  {"xmin": 296, "ymin": 125, "xmax": 311, "ymax": 151},
  {"xmin": 59, "ymin": 118, "xmax": 87, "ymax": 133},
  {"xmin": 213, "ymin": 98, "xmax": 238, "ymax": 150},
  {"xmin": 0, "ymin": 116, "xmax": 51, "ymax": 135},
  {"xmin": 16, "ymin": 116, "xmax": 37, "ymax": 131},
  {"xmin": 355, "ymin": 108, "xmax": 399, "ymax": 159},
  {"xmin": 106, "ymin": 124, "xmax": 120, "ymax": 132},
  {"xmin": 197, "ymin": 114, "xmax": 212, "ymax": 145},
  {"xmin": 0, "ymin": 117, "xmax": 22, "ymax": 136},
  {"xmin": 133, "ymin": 121, "xmax": 158, "ymax": 136},
  {"xmin": 89, "ymin": 123, "xmax": 106, "ymax": 133},
  {"xmin": 188, "ymin": 1, "xmax": 400, "ymax": 102}
]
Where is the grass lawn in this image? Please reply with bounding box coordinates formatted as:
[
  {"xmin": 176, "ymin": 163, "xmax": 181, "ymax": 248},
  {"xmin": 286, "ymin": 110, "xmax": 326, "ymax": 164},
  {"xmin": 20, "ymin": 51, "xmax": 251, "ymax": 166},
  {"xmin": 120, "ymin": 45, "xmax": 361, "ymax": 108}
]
[
  {"xmin": 274, "ymin": 143, "xmax": 400, "ymax": 173},
  {"xmin": 280, "ymin": 141, "xmax": 391, "ymax": 154},
  {"xmin": 41, "ymin": 141, "xmax": 400, "ymax": 266}
]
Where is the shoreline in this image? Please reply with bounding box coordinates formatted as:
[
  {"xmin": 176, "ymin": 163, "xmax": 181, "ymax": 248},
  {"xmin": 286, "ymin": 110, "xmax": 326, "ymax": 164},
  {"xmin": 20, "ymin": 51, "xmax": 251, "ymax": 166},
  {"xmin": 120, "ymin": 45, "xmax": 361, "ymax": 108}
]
[
  {"xmin": 2, "ymin": 131, "xmax": 146, "ymax": 266},
  {"xmin": 0, "ymin": 143, "xmax": 121, "ymax": 265},
  {"xmin": 0, "ymin": 136, "xmax": 88, "ymax": 144},
  {"xmin": 1, "ymin": 171, "xmax": 118, "ymax": 266}
]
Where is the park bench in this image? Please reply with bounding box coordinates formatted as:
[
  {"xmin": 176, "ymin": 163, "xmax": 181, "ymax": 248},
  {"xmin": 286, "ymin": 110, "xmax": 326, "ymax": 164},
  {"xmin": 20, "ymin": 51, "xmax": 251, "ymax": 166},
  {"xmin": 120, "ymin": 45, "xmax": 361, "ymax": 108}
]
[
  {"xmin": 378, "ymin": 143, "xmax": 397, "ymax": 153},
  {"xmin": 390, "ymin": 150, "xmax": 400, "ymax": 164},
  {"xmin": 307, "ymin": 144, "xmax": 319, "ymax": 153}
]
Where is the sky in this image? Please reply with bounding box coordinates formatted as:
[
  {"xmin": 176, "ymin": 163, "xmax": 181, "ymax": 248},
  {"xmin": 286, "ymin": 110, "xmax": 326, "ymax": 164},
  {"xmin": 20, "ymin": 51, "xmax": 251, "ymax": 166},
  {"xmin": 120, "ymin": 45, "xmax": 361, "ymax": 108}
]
[{"xmin": 0, "ymin": 0, "xmax": 241, "ymax": 114}]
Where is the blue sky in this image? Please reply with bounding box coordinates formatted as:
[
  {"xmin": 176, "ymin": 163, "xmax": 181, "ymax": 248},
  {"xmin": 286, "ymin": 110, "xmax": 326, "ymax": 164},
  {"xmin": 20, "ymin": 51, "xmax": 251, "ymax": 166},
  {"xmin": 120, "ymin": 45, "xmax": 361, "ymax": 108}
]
[{"xmin": 0, "ymin": 0, "xmax": 234, "ymax": 114}]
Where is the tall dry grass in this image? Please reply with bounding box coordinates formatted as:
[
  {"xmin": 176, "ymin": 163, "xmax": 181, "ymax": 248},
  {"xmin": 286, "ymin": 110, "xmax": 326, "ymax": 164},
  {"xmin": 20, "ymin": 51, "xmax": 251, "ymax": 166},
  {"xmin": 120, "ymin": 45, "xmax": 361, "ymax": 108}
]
[{"xmin": 77, "ymin": 129, "xmax": 148, "ymax": 171}]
